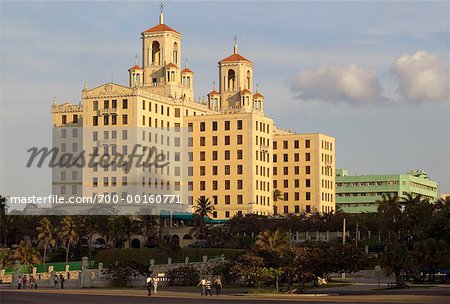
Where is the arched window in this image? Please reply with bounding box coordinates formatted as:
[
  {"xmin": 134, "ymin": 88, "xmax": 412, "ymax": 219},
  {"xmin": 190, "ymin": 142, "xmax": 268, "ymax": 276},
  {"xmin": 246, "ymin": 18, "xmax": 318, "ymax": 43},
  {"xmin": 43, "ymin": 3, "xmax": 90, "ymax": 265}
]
[
  {"xmin": 228, "ymin": 69, "xmax": 236, "ymax": 91},
  {"xmin": 173, "ymin": 42, "xmax": 178, "ymax": 64},
  {"xmin": 247, "ymin": 70, "xmax": 251, "ymax": 89},
  {"xmin": 152, "ymin": 41, "xmax": 161, "ymax": 65}
]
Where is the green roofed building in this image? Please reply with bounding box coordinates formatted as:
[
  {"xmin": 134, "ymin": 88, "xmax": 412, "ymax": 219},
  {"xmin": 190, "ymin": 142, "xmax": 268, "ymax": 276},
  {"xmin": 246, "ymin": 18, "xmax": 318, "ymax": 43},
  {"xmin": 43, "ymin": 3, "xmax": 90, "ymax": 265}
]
[{"xmin": 336, "ymin": 169, "xmax": 438, "ymax": 213}]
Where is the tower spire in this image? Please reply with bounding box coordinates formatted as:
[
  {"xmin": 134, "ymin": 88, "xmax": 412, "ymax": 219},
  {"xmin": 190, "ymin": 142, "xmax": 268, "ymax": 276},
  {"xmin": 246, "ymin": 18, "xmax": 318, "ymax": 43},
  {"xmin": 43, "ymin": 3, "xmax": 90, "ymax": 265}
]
[
  {"xmin": 134, "ymin": 54, "xmax": 138, "ymax": 66},
  {"xmin": 233, "ymin": 34, "xmax": 238, "ymax": 54},
  {"xmin": 159, "ymin": 1, "xmax": 164, "ymax": 24}
]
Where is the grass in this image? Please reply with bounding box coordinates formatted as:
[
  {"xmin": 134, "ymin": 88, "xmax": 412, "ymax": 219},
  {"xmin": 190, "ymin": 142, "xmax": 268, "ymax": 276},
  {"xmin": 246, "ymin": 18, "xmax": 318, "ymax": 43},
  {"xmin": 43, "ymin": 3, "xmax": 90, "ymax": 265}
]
[{"xmin": 96, "ymin": 248, "xmax": 244, "ymax": 266}]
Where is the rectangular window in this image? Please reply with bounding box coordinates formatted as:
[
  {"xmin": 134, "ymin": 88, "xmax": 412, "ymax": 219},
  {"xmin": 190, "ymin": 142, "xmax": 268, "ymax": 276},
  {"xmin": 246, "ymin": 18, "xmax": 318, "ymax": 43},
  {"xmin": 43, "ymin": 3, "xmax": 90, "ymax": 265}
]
[
  {"xmin": 237, "ymin": 135, "xmax": 243, "ymax": 144},
  {"xmin": 112, "ymin": 100, "xmax": 117, "ymax": 108},
  {"xmin": 294, "ymin": 140, "xmax": 299, "ymax": 149},
  {"xmin": 225, "ymin": 135, "xmax": 230, "ymax": 145},
  {"xmin": 305, "ymin": 153, "xmax": 311, "ymax": 161},
  {"xmin": 295, "ymin": 205, "xmax": 300, "ymax": 213},
  {"xmin": 306, "ymin": 179, "xmax": 311, "ymax": 187},
  {"xmin": 237, "ymin": 120, "xmax": 243, "ymax": 130},
  {"xmin": 212, "ymin": 136, "xmax": 218, "ymax": 146},
  {"xmin": 224, "ymin": 121, "xmax": 230, "ymax": 130},
  {"xmin": 122, "ymin": 114, "xmax": 128, "ymax": 125},
  {"xmin": 225, "ymin": 150, "xmax": 230, "ymax": 160},
  {"xmin": 225, "ymin": 180, "xmax": 230, "ymax": 190},
  {"xmin": 104, "ymin": 100, "xmax": 109, "ymax": 109},
  {"xmin": 284, "ymin": 206, "xmax": 289, "ymax": 214},
  {"xmin": 93, "ymin": 116, "xmax": 98, "ymax": 126},
  {"xmin": 200, "ymin": 137, "xmax": 206, "ymax": 146},
  {"xmin": 306, "ymin": 192, "xmax": 311, "ymax": 201},
  {"xmin": 123, "ymin": 99, "xmax": 128, "ymax": 109},
  {"xmin": 306, "ymin": 166, "xmax": 311, "ymax": 174},
  {"xmin": 200, "ymin": 122, "xmax": 206, "ymax": 131},
  {"xmin": 225, "ymin": 195, "xmax": 230, "ymax": 205},
  {"xmin": 212, "ymin": 121, "xmax": 217, "ymax": 131},
  {"xmin": 93, "ymin": 101, "xmax": 98, "ymax": 110},
  {"xmin": 305, "ymin": 139, "xmax": 310, "ymax": 148},
  {"xmin": 237, "ymin": 150, "xmax": 243, "ymax": 159},
  {"xmin": 237, "ymin": 195, "xmax": 243, "ymax": 204},
  {"xmin": 212, "ymin": 151, "xmax": 218, "ymax": 160},
  {"xmin": 237, "ymin": 165, "xmax": 243, "ymax": 174}
]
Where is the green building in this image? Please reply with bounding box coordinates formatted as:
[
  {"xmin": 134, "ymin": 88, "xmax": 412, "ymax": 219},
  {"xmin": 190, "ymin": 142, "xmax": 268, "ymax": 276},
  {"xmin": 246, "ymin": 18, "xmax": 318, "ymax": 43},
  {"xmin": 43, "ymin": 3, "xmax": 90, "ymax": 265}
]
[{"xmin": 336, "ymin": 169, "xmax": 438, "ymax": 213}]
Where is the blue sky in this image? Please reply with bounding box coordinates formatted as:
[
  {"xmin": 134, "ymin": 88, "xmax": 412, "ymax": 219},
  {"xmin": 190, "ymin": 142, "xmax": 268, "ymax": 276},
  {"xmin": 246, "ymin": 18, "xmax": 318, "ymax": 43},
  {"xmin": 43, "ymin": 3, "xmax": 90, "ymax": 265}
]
[{"xmin": 1, "ymin": 1, "xmax": 449, "ymax": 196}]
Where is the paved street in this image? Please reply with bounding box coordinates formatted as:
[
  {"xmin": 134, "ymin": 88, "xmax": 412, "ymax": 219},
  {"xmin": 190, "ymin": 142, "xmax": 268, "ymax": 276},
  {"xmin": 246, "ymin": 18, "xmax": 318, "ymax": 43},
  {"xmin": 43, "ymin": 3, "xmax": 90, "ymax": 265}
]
[{"xmin": 2, "ymin": 286, "xmax": 450, "ymax": 304}]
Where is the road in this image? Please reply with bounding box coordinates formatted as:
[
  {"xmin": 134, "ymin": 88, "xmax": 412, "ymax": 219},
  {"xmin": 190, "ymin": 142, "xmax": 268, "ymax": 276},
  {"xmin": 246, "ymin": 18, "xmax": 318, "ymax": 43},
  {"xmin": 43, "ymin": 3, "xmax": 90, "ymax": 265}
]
[{"xmin": 2, "ymin": 288, "xmax": 450, "ymax": 304}]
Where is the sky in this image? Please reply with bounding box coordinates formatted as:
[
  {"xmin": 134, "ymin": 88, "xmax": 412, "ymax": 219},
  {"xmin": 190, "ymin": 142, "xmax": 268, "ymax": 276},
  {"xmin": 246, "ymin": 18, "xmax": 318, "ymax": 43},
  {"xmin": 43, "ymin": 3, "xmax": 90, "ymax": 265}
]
[{"xmin": 0, "ymin": 1, "xmax": 449, "ymax": 197}]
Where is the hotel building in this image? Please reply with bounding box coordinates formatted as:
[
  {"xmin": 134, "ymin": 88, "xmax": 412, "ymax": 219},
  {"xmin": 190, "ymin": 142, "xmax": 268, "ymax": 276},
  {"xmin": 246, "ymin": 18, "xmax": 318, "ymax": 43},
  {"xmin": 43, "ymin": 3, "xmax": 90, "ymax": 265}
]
[{"xmin": 51, "ymin": 10, "xmax": 335, "ymax": 219}]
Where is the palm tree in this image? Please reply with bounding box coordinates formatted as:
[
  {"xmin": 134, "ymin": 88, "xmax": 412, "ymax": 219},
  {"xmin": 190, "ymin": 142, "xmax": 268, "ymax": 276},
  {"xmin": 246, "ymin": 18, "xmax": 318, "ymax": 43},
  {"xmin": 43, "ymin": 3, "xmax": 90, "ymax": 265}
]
[
  {"xmin": 255, "ymin": 228, "xmax": 288, "ymax": 254},
  {"xmin": 36, "ymin": 217, "xmax": 56, "ymax": 268},
  {"xmin": 58, "ymin": 217, "xmax": 79, "ymax": 267},
  {"xmin": 11, "ymin": 240, "xmax": 41, "ymax": 268},
  {"xmin": 273, "ymin": 189, "xmax": 283, "ymax": 202},
  {"xmin": 191, "ymin": 197, "xmax": 214, "ymax": 241},
  {"xmin": 193, "ymin": 197, "xmax": 214, "ymax": 218}
]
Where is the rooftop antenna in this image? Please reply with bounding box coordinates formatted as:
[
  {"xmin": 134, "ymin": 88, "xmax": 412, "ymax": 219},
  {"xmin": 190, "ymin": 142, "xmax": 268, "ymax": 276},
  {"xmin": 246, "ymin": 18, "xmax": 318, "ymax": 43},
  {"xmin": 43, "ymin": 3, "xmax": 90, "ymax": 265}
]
[
  {"xmin": 233, "ymin": 34, "xmax": 238, "ymax": 54},
  {"xmin": 159, "ymin": 1, "xmax": 164, "ymax": 24}
]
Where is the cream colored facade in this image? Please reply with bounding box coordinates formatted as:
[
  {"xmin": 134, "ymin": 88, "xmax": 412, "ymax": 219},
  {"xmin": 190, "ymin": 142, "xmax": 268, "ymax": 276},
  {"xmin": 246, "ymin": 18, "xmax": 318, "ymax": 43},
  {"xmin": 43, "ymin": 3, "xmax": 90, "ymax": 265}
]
[
  {"xmin": 273, "ymin": 133, "xmax": 335, "ymax": 214},
  {"xmin": 51, "ymin": 10, "xmax": 335, "ymax": 219}
]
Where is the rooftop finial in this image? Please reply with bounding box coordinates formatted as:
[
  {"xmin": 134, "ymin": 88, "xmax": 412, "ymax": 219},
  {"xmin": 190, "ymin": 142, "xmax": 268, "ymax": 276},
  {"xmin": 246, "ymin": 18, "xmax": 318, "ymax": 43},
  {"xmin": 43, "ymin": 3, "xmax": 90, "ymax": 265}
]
[
  {"xmin": 159, "ymin": 1, "xmax": 164, "ymax": 24},
  {"xmin": 213, "ymin": 81, "xmax": 216, "ymax": 91},
  {"xmin": 256, "ymin": 83, "xmax": 259, "ymax": 92},
  {"xmin": 233, "ymin": 34, "xmax": 238, "ymax": 54},
  {"xmin": 184, "ymin": 57, "xmax": 188, "ymax": 69},
  {"xmin": 83, "ymin": 81, "xmax": 88, "ymax": 91},
  {"xmin": 134, "ymin": 54, "xmax": 138, "ymax": 66}
]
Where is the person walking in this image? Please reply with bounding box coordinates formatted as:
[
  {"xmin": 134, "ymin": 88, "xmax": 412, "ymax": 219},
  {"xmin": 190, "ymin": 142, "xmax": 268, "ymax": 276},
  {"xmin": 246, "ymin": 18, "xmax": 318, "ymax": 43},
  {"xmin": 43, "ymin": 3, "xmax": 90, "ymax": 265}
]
[
  {"xmin": 206, "ymin": 278, "xmax": 213, "ymax": 296},
  {"xmin": 22, "ymin": 275, "xmax": 28, "ymax": 289},
  {"xmin": 214, "ymin": 275, "xmax": 222, "ymax": 295},
  {"xmin": 54, "ymin": 274, "xmax": 58, "ymax": 289},
  {"xmin": 197, "ymin": 277, "xmax": 206, "ymax": 296},
  {"xmin": 59, "ymin": 273, "xmax": 65, "ymax": 289},
  {"xmin": 30, "ymin": 275, "xmax": 35, "ymax": 289},
  {"xmin": 145, "ymin": 274, "xmax": 153, "ymax": 296},
  {"xmin": 17, "ymin": 276, "xmax": 22, "ymax": 289},
  {"xmin": 153, "ymin": 275, "xmax": 159, "ymax": 294}
]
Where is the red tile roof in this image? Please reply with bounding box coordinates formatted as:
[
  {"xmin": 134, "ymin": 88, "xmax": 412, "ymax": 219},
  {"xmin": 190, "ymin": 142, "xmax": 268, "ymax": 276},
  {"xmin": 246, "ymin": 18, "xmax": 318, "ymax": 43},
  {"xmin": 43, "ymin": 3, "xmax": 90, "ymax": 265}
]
[
  {"xmin": 240, "ymin": 89, "xmax": 252, "ymax": 95},
  {"xmin": 143, "ymin": 23, "xmax": 180, "ymax": 34},
  {"xmin": 181, "ymin": 68, "xmax": 193, "ymax": 73},
  {"xmin": 220, "ymin": 53, "xmax": 251, "ymax": 63},
  {"xmin": 129, "ymin": 65, "xmax": 142, "ymax": 70},
  {"xmin": 165, "ymin": 63, "xmax": 178, "ymax": 69},
  {"xmin": 208, "ymin": 90, "xmax": 220, "ymax": 95},
  {"xmin": 253, "ymin": 92, "xmax": 264, "ymax": 98}
]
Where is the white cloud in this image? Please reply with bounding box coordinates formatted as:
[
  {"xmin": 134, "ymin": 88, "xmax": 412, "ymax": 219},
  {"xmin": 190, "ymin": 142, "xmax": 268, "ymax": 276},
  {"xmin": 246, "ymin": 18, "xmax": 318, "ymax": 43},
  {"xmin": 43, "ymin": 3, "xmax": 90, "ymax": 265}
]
[
  {"xmin": 290, "ymin": 64, "xmax": 383, "ymax": 105},
  {"xmin": 392, "ymin": 51, "xmax": 450, "ymax": 103}
]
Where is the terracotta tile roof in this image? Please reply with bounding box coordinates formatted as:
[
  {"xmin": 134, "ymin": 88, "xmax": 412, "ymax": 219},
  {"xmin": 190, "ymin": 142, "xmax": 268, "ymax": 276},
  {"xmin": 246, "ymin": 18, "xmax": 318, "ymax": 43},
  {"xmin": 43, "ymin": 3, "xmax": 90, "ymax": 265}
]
[
  {"xmin": 240, "ymin": 89, "xmax": 252, "ymax": 95},
  {"xmin": 129, "ymin": 65, "xmax": 142, "ymax": 70},
  {"xmin": 220, "ymin": 53, "xmax": 251, "ymax": 63},
  {"xmin": 165, "ymin": 63, "xmax": 178, "ymax": 69},
  {"xmin": 181, "ymin": 68, "xmax": 193, "ymax": 73},
  {"xmin": 143, "ymin": 23, "xmax": 180, "ymax": 34},
  {"xmin": 253, "ymin": 92, "xmax": 264, "ymax": 98},
  {"xmin": 208, "ymin": 90, "xmax": 220, "ymax": 95}
]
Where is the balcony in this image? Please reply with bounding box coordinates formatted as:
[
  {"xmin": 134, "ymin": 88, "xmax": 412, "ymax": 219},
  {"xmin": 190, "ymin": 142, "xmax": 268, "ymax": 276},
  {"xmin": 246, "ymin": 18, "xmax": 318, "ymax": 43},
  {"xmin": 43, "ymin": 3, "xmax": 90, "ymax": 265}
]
[{"xmin": 260, "ymin": 144, "xmax": 270, "ymax": 152}]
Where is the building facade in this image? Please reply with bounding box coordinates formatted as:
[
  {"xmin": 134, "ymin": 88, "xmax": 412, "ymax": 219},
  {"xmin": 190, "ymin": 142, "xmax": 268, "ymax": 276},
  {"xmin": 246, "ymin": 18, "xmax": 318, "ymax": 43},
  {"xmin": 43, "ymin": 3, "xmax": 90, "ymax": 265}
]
[
  {"xmin": 51, "ymin": 10, "xmax": 335, "ymax": 219},
  {"xmin": 336, "ymin": 169, "xmax": 438, "ymax": 213}
]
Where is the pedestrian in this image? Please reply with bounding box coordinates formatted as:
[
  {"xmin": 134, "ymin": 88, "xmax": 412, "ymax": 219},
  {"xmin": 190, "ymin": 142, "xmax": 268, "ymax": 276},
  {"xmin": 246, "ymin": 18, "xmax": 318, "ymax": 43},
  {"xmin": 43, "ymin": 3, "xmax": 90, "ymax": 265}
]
[
  {"xmin": 197, "ymin": 277, "xmax": 206, "ymax": 296},
  {"xmin": 153, "ymin": 275, "xmax": 159, "ymax": 294},
  {"xmin": 206, "ymin": 278, "xmax": 213, "ymax": 296},
  {"xmin": 145, "ymin": 274, "xmax": 153, "ymax": 296},
  {"xmin": 214, "ymin": 275, "xmax": 222, "ymax": 295},
  {"xmin": 59, "ymin": 273, "xmax": 65, "ymax": 289},
  {"xmin": 30, "ymin": 275, "xmax": 35, "ymax": 289},
  {"xmin": 54, "ymin": 274, "xmax": 58, "ymax": 289},
  {"xmin": 22, "ymin": 275, "xmax": 28, "ymax": 289},
  {"xmin": 17, "ymin": 275, "xmax": 22, "ymax": 289}
]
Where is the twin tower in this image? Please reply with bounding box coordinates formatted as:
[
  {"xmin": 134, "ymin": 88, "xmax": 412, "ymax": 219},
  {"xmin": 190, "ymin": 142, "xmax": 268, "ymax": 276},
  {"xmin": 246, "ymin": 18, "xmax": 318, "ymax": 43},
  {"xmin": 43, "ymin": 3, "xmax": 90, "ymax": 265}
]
[{"xmin": 128, "ymin": 10, "xmax": 265, "ymax": 113}]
